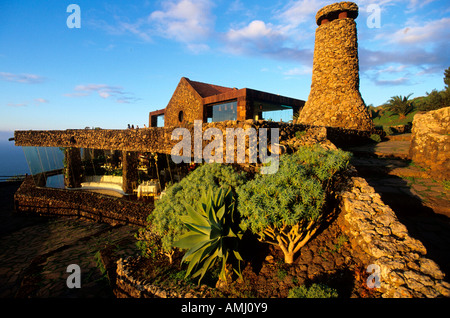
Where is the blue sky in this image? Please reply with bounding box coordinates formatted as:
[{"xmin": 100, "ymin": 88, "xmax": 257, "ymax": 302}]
[{"xmin": 1, "ymin": 0, "xmax": 449, "ymax": 132}]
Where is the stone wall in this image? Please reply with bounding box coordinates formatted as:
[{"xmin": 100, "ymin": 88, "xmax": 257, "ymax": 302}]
[
  {"xmin": 409, "ymin": 106, "xmax": 450, "ymax": 180},
  {"xmin": 15, "ymin": 127, "xmax": 177, "ymax": 153},
  {"xmin": 338, "ymin": 174, "xmax": 450, "ymax": 297},
  {"xmin": 163, "ymin": 77, "xmax": 204, "ymax": 127},
  {"xmin": 15, "ymin": 121, "xmax": 374, "ymax": 158},
  {"xmin": 297, "ymin": 2, "xmax": 373, "ymax": 131},
  {"xmin": 14, "ymin": 176, "xmax": 151, "ymax": 227}
]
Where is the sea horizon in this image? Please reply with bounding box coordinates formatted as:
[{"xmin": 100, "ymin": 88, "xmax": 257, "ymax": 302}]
[{"xmin": 0, "ymin": 130, "xmax": 29, "ymax": 177}]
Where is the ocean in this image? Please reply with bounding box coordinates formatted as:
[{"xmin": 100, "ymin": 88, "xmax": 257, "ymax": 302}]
[{"xmin": 0, "ymin": 131, "xmax": 30, "ymax": 177}]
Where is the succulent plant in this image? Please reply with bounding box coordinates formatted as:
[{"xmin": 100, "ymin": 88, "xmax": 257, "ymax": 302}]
[{"xmin": 174, "ymin": 186, "xmax": 244, "ymax": 285}]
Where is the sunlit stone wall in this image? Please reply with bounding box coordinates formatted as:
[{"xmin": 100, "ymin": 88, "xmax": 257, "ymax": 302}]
[{"xmin": 297, "ymin": 2, "xmax": 373, "ymax": 131}]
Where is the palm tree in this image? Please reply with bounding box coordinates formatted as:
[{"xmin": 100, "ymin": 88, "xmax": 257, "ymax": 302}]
[{"xmin": 385, "ymin": 93, "xmax": 414, "ymax": 119}]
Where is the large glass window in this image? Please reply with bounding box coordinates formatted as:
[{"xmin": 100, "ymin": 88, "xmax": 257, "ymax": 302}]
[
  {"xmin": 262, "ymin": 108, "xmax": 293, "ymax": 122},
  {"xmin": 156, "ymin": 114, "xmax": 165, "ymax": 127},
  {"xmin": 212, "ymin": 101, "xmax": 237, "ymax": 122},
  {"xmin": 22, "ymin": 146, "xmax": 65, "ymax": 188},
  {"xmin": 254, "ymin": 103, "xmax": 294, "ymax": 122}
]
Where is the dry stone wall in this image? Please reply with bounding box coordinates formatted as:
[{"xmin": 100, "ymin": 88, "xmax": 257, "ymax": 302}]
[
  {"xmin": 409, "ymin": 106, "xmax": 450, "ymax": 180},
  {"xmin": 297, "ymin": 2, "xmax": 373, "ymax": 131},
  {"xmin": 14, "ymin": 121, "xmax": 374, "ymax": 157},
  {"xmin": 339, "ymin": 174, "xmax": 450, "ymax": 298},
  {"xmin": 14, "ymin": 176, "xmax": 150, "ymax": 227}
]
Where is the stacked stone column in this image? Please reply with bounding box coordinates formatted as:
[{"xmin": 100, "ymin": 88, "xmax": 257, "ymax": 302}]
[
  {"xmin": 64, "ymin": 148, "xmax": 82, "ymax": 188},
  {"xmin": 122, "ymin": 151, "xmax": 138, "ymax": 194},
  {"xmin": 297, "ymin": 2, "xmax": 373, "ymax": 131}
]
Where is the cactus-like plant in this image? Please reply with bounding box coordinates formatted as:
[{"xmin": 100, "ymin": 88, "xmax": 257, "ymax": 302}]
[
  {"xmin": 137, "ymin": 163, "xmax": 247, "ymax": 262},
  {"xmin": 174, "ymin": 186, "xmax": 244, "ymax": 285}
]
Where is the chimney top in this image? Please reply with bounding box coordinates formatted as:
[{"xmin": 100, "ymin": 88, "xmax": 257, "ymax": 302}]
[{"xmin": 316, "ymin": 1, "xmax": 359, "ymax": 26}]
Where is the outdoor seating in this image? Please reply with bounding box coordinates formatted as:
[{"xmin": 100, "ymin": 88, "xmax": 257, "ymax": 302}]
[{"xmin": 136, "ymin": 180, "xmax": 160, "ymax": 199}]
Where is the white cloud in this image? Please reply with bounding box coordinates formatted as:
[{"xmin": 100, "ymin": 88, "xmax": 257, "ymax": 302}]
[
  {"xmin": 0, "ymin": 72, "xmax": 45, "ymax": 84},
  {"xmin": 283, "ymin": 66, "xmax": 312, "ymax": 76},
  {"xmin": 34, "ymin": 98, "xmax": 49, "ymax": 104},
  {"xmin": 89, "ymin": 0, "xmax": 214, "ymax": 51},
  {"xmin": 65, "ymin": 84, "xmax": 138, "ymax": 103},
  {"xmin": 223, "ymin": 19, "xmax": 313, "ymax": 62},
  {"xmin": 360, "ymin": 14, "xmax": 450, "ymax": 84},
  {"xmin": 7, "ymin": 103, "xmax": 27, "ymax": 107},
  {"xmin": 405, "ymin": 0, "xmax": 436, "ymax": 13},
  {"xmin": 275, "ymin": 0, "xmax": 325, "ymax": 30},
  {"xmin": 149, "ymin": 0, "xmax": 214, "ymax": 44},
  {"xmin": 74, "ymin": 84, "xmax": 124, "ymax": 98},
  {"xmin": 388, "ymin": 17, "xmax": 450, "ymax": 45},
  {"xmin": 374, "ymin": 76, "xmax": 411, "ymax": 86},
  {"xmin": 227, "ymin": 20, "xmax": 282, "ymax": 42},
  {"xmin": 225, "ymin": 20, "xmax": 287, "ymax": 55}
]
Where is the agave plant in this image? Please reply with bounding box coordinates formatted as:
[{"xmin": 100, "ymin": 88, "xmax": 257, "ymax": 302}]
[{"xmin": 173, "ymin": 186, "xmax": 244, "ymax": 285}]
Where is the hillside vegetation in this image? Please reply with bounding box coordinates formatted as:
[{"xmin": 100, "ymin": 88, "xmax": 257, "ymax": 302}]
[{"xmin": 368, "ymin": 66, "xmax": 450, "ymax": 132}]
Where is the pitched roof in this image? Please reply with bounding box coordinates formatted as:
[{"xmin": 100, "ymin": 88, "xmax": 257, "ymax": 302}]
[{"xmin": 186, "ymin": 78, "xmax": 237, "ymax": 98}]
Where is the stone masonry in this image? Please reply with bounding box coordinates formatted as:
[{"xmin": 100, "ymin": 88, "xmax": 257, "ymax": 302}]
[
  {"xmin": 339, "ymin": 174, "xmax": 450, "ymax": 298},
  {"xmin": 409, "ymin": 106, "xmax": 450, "ymax": 181},
  {"xmin": 297, "ymin": 2, "xmax": 373, "ymax": 131}
]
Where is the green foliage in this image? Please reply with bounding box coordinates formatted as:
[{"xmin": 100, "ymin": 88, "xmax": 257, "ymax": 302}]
[
  {"xmin": 370, "ymin": 134, "xmax": 382, "ymax": 143},
  {"xmin": 384, "ymin": 94, "xmax": 414, "ymax": 118},
  {"xmin": 372, "ymin": 108, "xmax": 418, "ymax": 128},
  {"xmin": 333, "ymin": 235, "xmax": 349, "ymax": 253},
  {"xmin": 416, "ymin": 89, "xmax": 449, "ymax": 111},
  {"xmin": 137, "ymin": 163, "xmax": 247, "ymax": 257},
  {"xmin": 382, "ymin": 126, "xmax": 394, "ymax": 136},
  {"xmin": 173, "ymin": 187, "xmax": 244, "ymax": 285},
  {"xmin": 288, "ymin": 283, "xmax": 338, "ymax": 298},
  {"xmin": 442, "ymin": 180, "xmax": 450, "ymax": 191},
  {"xmin": 295, "ymin": 130, "xmax": 307, "ymax": 139},
  {"xmin": 236, "ymin": 145, "xmax": 351, "ymax": 263},
  {"xmin": 444, "ymin": 66, "xmax": 450, "ymax": 88}
]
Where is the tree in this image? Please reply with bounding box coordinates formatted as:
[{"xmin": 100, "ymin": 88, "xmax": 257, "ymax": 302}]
[
  {"xmin": 236, "ymin": 146, "xmax": 351, "ymax": 264},
  {"xmin": 385, "ymin": 94, "xmax": 414, "ymax": 119},
  {"xmin": 444, "ymin": 66, "xmax": 450, "ymax": 88},
  {"xmin": 418, "ymin": 89, "xmax": 447, "ymax": 111},
  {"xmin": 443, "ymin": 66, "xmax": 450, "ymax": 107}
]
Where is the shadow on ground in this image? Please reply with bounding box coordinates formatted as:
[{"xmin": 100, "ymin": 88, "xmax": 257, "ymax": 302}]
[{"xmin": 344, "ymin": 140, "xmax": 450, "ymax": 283}]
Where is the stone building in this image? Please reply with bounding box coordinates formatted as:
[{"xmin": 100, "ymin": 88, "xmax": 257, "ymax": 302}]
[
  {"xmin": 297, "ymin": 1, "xmax": 373, "ymax": 131},
  {"xmin": 149, "ymin": 77, "xmax": 304, "ymax": 127}
]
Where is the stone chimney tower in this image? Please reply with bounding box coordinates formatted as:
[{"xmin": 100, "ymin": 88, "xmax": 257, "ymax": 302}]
[{"xmin": 297, "ymin": 2, "xmax": 373, "ymax": 131}]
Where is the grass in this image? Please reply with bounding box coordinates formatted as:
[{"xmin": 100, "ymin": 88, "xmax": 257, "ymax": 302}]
[
  {"xmin": 443, "ymin": 180, "xmax": 450, "ymax": 191},
  {"xmin": 332, "ymin": 235, "xmax": 348, "ymax": 253},
  {"xmin": 372, "ymin": 109, "xmax": 418, "ymax": 127},
  {"xmin": 408, "ymin": 161, "xmax": 427, "ymax": 171}
]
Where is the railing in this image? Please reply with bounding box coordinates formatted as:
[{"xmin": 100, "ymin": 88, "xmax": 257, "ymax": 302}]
[{"xmin": 0, "ymin": 175, "xmax": 27, "ymax": 182}]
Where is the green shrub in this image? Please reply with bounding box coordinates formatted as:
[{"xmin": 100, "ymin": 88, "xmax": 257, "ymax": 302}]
[
  {"xmin": 136, "ymin": 163, "xmax": 247, "ymax": 262},
  {"xmin": 370, "ymin": 134, "xmax": 382, "ymax": 143},
  {"xmin": 174, "ymin": 187, "xmax": 244, "ymax": 285},
  {"xmin": 288, "ymin": 283, "xmax": 338, "ymax": 298},
  {"xmin": 295, "ymin": 130, "xmax": 307, "ymax": 139},
  {"xmin": 442, "ymin": 180, "xmax": 450, "ymax": 191},
  {"xmin": 383, "ymin": 126, "xmax": 394, "ymax": 136},
  {"xmin": 236, "ymin": 145, "xmax": 351, "ymax": 263}
]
